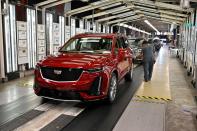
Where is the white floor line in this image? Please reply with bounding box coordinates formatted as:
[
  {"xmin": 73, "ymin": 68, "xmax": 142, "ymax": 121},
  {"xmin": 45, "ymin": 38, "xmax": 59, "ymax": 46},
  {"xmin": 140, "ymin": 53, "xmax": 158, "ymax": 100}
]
[
  {"xmin": 34, "ymin": 102, "xmax": 56, "ymax": 112},
  {"xmin": 63, "ymin": 106, "xmax": 85, "ymax": 117},
  {"xmin": 15, "ymin": 102, "xmax": 77, "ymax": 131}
]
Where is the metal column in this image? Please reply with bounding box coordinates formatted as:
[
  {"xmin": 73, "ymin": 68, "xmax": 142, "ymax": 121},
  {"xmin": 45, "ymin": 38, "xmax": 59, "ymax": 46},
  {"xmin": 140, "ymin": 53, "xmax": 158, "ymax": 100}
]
[{"xmin": 0, "ymin": 1, "xmax": 5, "ymax": 79}]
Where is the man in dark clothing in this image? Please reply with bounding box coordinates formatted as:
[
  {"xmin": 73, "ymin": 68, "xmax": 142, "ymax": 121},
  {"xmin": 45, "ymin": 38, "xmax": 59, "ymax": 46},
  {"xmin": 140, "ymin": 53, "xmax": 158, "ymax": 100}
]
[{"xmin": 142, "ymin": 40, "xmax": 155, "ymax": 82}]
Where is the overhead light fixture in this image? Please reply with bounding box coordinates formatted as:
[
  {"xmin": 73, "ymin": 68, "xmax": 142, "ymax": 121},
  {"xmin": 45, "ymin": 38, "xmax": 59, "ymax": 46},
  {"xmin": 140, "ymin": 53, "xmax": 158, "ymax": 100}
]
[
  {"xmin": 144, "ymin": 20, "xmax": 159, "ymax": 33},
  {"xmin": 119, "ymin": 23, "xmax": 151, "ymax": 35}
]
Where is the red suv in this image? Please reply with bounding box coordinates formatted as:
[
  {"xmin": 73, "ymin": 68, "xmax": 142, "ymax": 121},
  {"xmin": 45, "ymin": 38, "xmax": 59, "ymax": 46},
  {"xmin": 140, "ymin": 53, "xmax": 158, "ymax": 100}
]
[{"xmin": 34, "ymin": 33, "xmax": 133, "ymax": 103}]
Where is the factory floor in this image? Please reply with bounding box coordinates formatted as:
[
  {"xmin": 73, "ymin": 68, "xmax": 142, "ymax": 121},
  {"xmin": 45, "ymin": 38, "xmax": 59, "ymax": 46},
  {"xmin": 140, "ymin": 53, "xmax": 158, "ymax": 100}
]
[{"xmin": 0, "ymin": 46, "xmax": 196, "ymax": 131}]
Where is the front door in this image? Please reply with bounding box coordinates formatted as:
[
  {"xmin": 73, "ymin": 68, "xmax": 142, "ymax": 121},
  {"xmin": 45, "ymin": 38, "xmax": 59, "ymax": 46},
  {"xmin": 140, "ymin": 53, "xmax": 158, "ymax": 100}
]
[{"xmin": 116, "ymin": 38, "xmax": 130, "ymax": 78}]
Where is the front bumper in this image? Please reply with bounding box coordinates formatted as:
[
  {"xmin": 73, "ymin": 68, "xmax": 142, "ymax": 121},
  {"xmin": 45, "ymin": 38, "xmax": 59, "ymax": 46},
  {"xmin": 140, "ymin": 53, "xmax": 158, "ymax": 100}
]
[{"xmin": 34, "ymin": 69, "xmax": 110, "ymax": 101}]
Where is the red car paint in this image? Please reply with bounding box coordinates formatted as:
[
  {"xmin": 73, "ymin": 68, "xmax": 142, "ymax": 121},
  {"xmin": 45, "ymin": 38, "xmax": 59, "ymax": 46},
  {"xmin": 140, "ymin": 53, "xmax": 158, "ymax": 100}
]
[{"xmin": 34, "ymin": 33, "xmax": 133, "ymax": 101}]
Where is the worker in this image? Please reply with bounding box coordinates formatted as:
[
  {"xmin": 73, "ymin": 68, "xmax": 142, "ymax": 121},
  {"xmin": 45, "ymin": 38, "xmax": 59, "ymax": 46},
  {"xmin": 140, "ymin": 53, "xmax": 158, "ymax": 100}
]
[{"xmin": 141, "ymin": 40, "xmax": 155, "ymax": 82}]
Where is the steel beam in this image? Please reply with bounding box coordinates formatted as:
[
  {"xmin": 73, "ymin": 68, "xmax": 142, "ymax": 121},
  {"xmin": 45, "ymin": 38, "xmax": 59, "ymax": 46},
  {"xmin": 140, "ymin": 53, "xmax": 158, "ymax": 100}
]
[
  {"xmin": 145, "ymin": 15, "xmax": 182, "ymax": 24},
  {"xmin": 136, "ymin": 10, "xmax": 184, "ymax": 22},
  {"xmin": 97, "ymin": 11, "xmax": 135, "ymax": 22},
  {"xmin": 130, "ymin": 0, "xmax": 192, "ymax": 12},
  {"xmin": 95, "ymin": 3, "xmax": 186, "ymax": 24},
  {"xmin": 159, "ymin": 10, "xmax": 188, "ymax": 18},
  {"xmin": 99, "ymin": 2, "xmax": 122, "ymax": 10},
  {"xmin": 155, "ymin": 1, "xmax": 193, "ymax": 12},
  {"xmin": 107, "ymin": 15, "xmax": 141, "ymax": 24},
  {"xmin": 35, "ymin": 0, "xmax": 59, "ymax": 7},
  {"xmin": 160, "ymin": 14, "xmax": 185, "ymax": 21},
  {"xmin": 83, "ymin": 5, "xmax": 133, "ymax": 19},
  {"xmin": 42, "ymin": 0, "xmax": 72, "ymax": 9},
  {"xmin": 65, "ymin": 0, "xmax": 120, "ymax": 16}
]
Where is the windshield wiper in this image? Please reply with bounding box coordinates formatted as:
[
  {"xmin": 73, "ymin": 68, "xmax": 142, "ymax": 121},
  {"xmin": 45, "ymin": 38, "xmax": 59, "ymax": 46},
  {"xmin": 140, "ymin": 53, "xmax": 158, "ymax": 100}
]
[{"xmin": 79, "ymin": 50, "xmax": 95, "ymax": 53}]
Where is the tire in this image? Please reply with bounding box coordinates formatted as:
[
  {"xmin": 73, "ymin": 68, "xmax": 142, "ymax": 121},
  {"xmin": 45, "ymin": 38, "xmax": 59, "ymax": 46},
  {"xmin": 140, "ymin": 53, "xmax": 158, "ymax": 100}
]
[
  {"xmin": 125, "ymin": 64, "xmax": 134, "ymax": 81},
  {"xmin": 106, "ymin": 73, "xmax": 118, "ymax": 104}
]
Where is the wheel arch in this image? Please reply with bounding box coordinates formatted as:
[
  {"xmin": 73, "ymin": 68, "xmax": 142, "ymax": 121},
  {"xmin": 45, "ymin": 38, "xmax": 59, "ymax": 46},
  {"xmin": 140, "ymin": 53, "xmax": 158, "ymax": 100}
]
[{"xmin": 112, "ymin": 69, "xmax": 118, "ymax": 80}]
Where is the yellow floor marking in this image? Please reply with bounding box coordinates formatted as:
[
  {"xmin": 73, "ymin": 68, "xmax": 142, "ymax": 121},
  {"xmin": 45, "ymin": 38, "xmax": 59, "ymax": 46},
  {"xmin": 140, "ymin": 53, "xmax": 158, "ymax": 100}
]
[
  {"xmin": 17, "ymin": 81, "xmax": 34, "ymax": 87},
  {"xmin": 135, "ymin": 47, "xmax": 171, "ymax": 101}
]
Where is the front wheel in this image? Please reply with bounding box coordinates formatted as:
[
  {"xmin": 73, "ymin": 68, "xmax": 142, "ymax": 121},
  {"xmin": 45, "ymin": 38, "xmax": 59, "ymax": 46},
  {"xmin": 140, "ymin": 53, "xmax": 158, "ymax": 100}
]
[
  {"xmin": 106, "ymin": 73, "xmax": 118, "ymax": 104},
  {"xmin": 125, "ymin": 64, "xmax": 134, "ymax": 81}
]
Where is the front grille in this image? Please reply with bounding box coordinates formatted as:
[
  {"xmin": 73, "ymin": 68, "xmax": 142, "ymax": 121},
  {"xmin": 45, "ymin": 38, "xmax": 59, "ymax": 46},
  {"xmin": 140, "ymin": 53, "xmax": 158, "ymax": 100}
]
[{"xmin": 41, "ymin": 67, "xmax": 83, "ymax": 81}]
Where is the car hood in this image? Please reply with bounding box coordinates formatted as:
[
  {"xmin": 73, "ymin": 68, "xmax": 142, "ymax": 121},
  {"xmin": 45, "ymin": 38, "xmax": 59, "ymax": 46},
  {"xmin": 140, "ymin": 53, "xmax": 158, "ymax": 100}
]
[{"xmin": 39, "ymin": 52, "xmax": 111, "ymax": 69}]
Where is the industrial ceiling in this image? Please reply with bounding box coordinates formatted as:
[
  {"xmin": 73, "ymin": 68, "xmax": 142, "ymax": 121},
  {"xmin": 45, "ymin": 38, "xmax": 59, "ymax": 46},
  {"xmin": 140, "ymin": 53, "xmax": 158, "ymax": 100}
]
[{"xmin": 30, "ymin": 0, "xmax": 196, "ymax": 33}]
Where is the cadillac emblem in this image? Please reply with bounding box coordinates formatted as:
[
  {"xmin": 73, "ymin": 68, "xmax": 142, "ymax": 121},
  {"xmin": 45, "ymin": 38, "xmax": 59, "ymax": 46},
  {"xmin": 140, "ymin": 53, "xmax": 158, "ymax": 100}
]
[{"xmin": 54, "ymin": 70, "xmax": 62, "ymax": 75}]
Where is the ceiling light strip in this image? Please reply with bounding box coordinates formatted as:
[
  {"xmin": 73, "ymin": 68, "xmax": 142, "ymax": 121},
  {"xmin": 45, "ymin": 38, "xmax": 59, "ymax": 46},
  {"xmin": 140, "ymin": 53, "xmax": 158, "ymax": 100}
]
[
  {"xmin": 144, "ymin": 20, "xmax": 159, "ymax": 33},
  {"xmin": 119, "ymin": 23, "xmax": 151, "ymax": 35}
]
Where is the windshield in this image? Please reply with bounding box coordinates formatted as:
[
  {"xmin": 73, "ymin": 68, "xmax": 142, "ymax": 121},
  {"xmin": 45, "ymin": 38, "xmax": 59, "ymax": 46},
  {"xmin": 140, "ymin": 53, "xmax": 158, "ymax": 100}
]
[{"xmin": 60, "ymin": 37, "xmax": 112, "ymax": 54}]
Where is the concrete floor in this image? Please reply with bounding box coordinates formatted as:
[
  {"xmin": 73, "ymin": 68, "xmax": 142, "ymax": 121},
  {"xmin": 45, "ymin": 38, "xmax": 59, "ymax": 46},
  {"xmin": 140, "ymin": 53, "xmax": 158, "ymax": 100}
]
[
  {"xmin": 0, "ymin": 75, "xmax": 34, "ymax": 105},
  {"xmin": 114, "ymin": 46, "xmax": 197, "ymax": 131},
  {"xmin": 166, "ymin": 54, "xmax": 197, "ymax": 131},
  {"xmin": 0, "ymin": 46, "xmax": 196, "ymax": 131}
]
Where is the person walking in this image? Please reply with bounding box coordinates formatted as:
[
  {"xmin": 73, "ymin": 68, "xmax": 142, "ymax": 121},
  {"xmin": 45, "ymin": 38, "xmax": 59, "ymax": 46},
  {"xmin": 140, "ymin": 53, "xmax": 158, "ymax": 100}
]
[{"xmin": 141, "ymin": 40, "xmax": 155, "ymax": 82}]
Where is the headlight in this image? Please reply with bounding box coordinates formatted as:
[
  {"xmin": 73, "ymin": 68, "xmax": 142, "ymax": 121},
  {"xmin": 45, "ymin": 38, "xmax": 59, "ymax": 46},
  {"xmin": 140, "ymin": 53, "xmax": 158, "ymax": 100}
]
[{"xmin": 86, "ymin": 67, "xmax": 103, "ymax": 73}]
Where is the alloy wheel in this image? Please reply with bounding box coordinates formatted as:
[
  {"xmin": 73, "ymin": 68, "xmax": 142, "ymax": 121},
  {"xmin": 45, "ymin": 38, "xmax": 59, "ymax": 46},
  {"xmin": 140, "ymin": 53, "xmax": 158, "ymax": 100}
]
[{"xmin": 109, "ymin": 75, "xmax": 117, "ymax": 102}]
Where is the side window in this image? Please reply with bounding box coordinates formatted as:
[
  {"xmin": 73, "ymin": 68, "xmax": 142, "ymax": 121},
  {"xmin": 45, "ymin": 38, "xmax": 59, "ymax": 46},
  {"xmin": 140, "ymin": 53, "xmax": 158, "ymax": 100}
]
[{"xmin": 62, "ymin": 39, "xmax": 80, "ymax": 51}]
